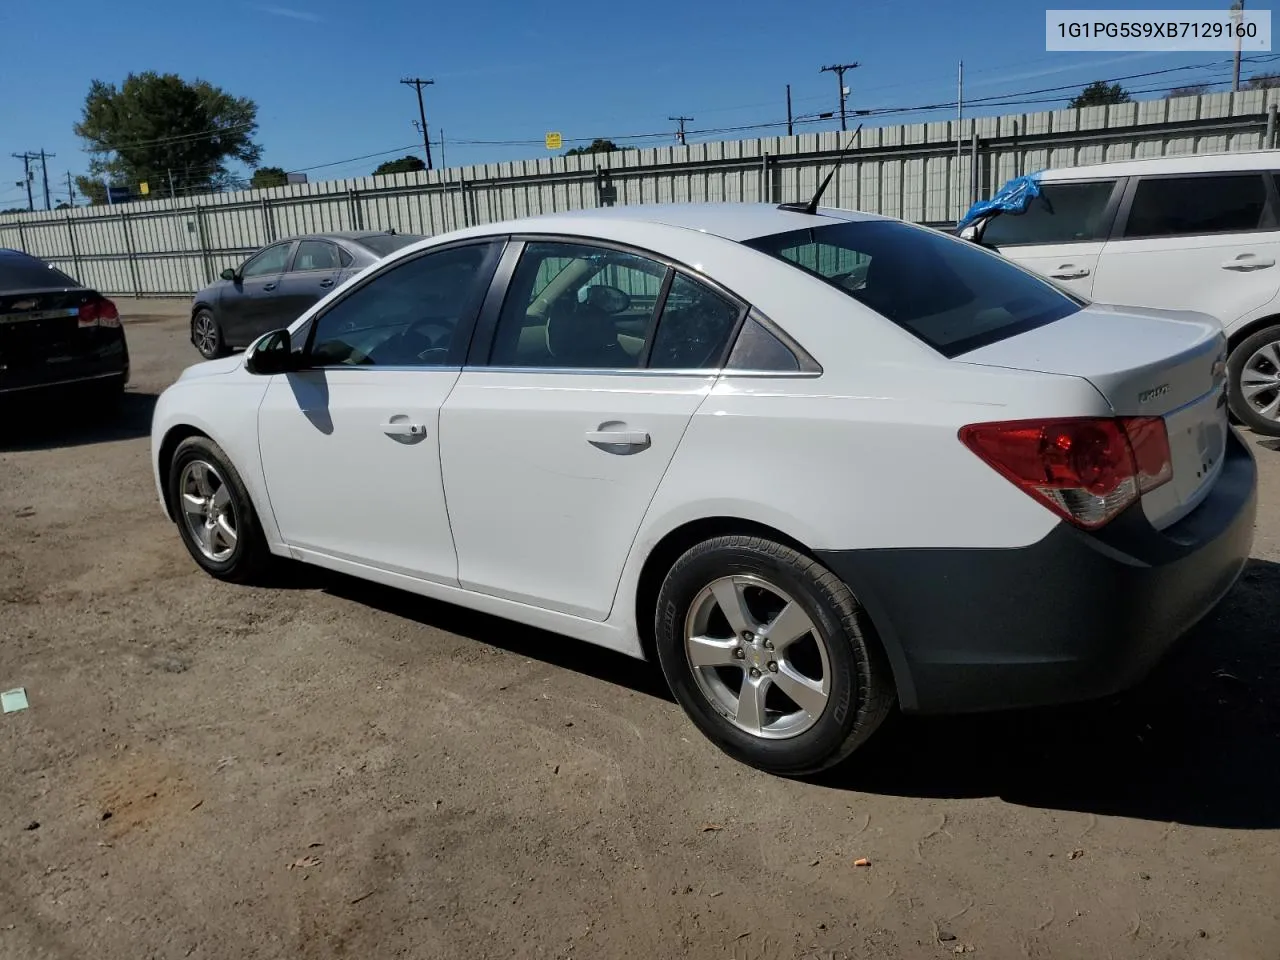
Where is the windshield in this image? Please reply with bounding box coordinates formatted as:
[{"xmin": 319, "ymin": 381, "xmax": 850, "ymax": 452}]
[
  {"xmin": 0, "ymin": 254, "xmax": 81, "ymax": 293},
  {"xmin": 353, "ymin": 233, "xmax": 426, "ymax": 257},
  {"xmin": 744, "ymin": 219, "xmax": 1083, "ymax": 358}
]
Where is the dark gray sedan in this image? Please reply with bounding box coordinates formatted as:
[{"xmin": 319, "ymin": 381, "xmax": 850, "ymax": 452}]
[{"xmin": 189, "ymin": 230, "xmax": 425, "ymax": 358}]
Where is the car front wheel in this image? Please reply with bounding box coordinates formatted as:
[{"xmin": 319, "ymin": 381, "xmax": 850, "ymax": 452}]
[
  {"xmin": 168, "ymin": 436, "xmax": 271, "ymax": 583},
  {"xmin": 653, "ymin": 534, "xmax": 895, "ymax": 776},
  {"xmin": 192, "ymin": 309, "xmax": 229, "ymax": 360},
  {"xmin": 1227, "ymin": 324, "xmax": 1280, "ymax": 437}
]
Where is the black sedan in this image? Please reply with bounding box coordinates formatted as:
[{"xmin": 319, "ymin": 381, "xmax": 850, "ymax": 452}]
[
  {"xmin": 0, "ymin": 248, "xmax": 129, "ymax": 405},
  {"xmin": 189, "ymin": 230, "xmax": 425, "ymax": 359}
]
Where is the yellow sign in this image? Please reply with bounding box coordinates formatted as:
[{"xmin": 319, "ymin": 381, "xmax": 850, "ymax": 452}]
[
  {"xmin": 545, "ymin": 132, "xmax": 562, "ymax": 150},
  {"xmin": 139, "ymin": 181, "xmax": 150, "ymax": 195}
]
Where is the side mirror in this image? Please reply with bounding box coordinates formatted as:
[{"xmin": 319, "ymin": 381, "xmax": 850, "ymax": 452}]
[
  {"xmin": 220, "ymin": 267, "xmax": 239, "ymax": 282},
  {"xmin": 244, "ymin": 328, "xmax": 298, "ymax": 375}
]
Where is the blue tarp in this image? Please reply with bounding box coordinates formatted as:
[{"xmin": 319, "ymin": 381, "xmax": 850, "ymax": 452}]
[{"xmin": 957, "ymin": 172, "xmax": 1044, "ymax": 231}]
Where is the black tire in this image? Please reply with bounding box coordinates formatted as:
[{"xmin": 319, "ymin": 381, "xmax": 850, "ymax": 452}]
[
  {"xmin": 1227, "ymin": 324, "xmax": 1280, "ymax": 438},
  {"xmin": 653, "ymin": 535, "xmax": 895, "ymax": 776},
  {"xmin": 192, "ymin": 308, "xmax": 229, "ymax": 360},
  {"xmin": 168, "ymin": 436, "xmax": 271, "ymax": 583}
]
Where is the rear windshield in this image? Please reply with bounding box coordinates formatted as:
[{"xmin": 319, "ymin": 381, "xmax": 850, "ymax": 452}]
[
  {"xmin": 352, "ymin": 233, "xmax": 425, "ymax": 257},
  {"xmin": 743, "ymin": 219, "xmax": 1082, "ymax": 357},
  {"xmin": 0, "ymin": 254, "xmax": 81, "ymax": 292}
]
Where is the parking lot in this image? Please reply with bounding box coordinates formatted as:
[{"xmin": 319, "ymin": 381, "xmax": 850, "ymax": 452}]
[{"xmin": 1, "ymin": 298, "xmax": 1278, "ymax": 960}]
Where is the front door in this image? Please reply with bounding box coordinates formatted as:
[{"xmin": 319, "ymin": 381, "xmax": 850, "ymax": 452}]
[
  {"xmin": 257, "ymin": 240, "xmax": 503, "ymax": 582},
  {"xmin": 439, "ymin": 240, "xmax": 745, "ymax": 621},
  {"xmin": 273, "ymin": 239, "xmax": 342, "ymax": 329},
  {"xmin": 220, "ymin": 240, "xmax": 294, "ymax": 346},
  {"xmin": 982, "ymin": 178, "xmax": 1123, "ymax": 299}
]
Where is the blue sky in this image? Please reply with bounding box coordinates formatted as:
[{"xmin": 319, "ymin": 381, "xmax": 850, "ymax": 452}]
[{"xmin": 1, "ymin": 0, "xmax": 1276, "ymax": 208}]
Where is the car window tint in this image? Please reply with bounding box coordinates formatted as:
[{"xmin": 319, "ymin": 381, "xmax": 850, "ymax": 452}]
[
  {"xmin": 981, "ymin": 180, "xmax": 1117, "ymax": 246},
  {"xmin": 745, "ymin": 220, "xmax": 1081, "ymax": 358},
  {"xmin": 293, "ymin": 240, "xmax": 340, "ymax": 272},
  {"xmin": 309, "ymin": 243, "xmax": 498, "ymax": 367},
  {"xmin": 726, "ymin": 316, "xmax": 801, "ymax": 372},
  {"xmin": 489, "ymin": 242, "xmax": 668, "ymax": 369},
  {"xmin": 648, "ymin": 273, "xmax": 741, "ymax": 369},
  {"xmin": 338, "ymin": 247, "xmax": 354, "ymax": 267},
  {"xmin": 0, "ymin": 254, "xmax": 80, "ymax": 291},
  {"xmin": 1124, "ymin": 174, "xmax": 1267, "ymax": 238},
  {"xmin": 355, "ymin": 233, "xmax": 425, "ymax": 257},
  {"xmin": 242, "ymin": 243, "xmax": 292, "ymax": 279}
]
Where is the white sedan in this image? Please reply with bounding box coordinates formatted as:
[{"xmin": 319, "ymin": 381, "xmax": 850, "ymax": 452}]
[{"xmin": 151, "ymin": 202, "xmax": 1257, "ymax": 775}]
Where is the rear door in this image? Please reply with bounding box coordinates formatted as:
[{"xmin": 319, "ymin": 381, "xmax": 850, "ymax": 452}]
[
  {"xmin": 982, "ymin": 178, "xmax": 1124, "ymax": 299},
  {"xmin": 274, "ymin": 239, "xmax": 341, "ymax": 325},
  {"xmin": 219, "ymin": 241, "xmax": 294, "ymax": 346},
  {"xmin": 439, "ymin": 238, "xmax": 745, "ymax": 621},
  {"xmin": 1091, "ymin": 171, "xmax": 1280, "ymax": 325}
]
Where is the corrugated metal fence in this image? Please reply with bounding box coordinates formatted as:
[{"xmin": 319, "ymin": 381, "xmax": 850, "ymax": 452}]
[{"xmin": 4, "ymin": 89, "xmax": 1280, "ymax": 297}]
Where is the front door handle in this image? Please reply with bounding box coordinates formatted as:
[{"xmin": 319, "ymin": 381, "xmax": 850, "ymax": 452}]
[
  {"xmin": 585, "ymin": 428, "xmax": 650, "ymax": 450},
  {"xmin": 382, "ymin": 420, "xmax": 426, "ymax": 437},
  {"xmin": 1048, "ymin": 265, "xmax": 1090, "ymax": 279},
  {"xmin": 263, "ymin": 282, "xmax": 277, "ymax": 291},
  {"xmin": 1221, "ymin": 254, "xmax": 1276, "ymax": 271},
  {"xmin": 319, "ymin": 278, "xmax": 334, "ymax": 288}
]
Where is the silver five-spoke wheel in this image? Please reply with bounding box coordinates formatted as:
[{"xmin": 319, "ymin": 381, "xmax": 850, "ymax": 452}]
[
  {"xmin": 179, "ymin": 460, "xmax": 238, "ymax": 562},
  {"xmin": 1241, "ymin": 339, "xmax": 1280, "ymax": 423},
  {"xmin": 193, "ymin": 313, "xmax": 218, "ymax": 357},
  {"xmin": 683, "ymin": 574, "xmax": 831, "ymax": 739}
]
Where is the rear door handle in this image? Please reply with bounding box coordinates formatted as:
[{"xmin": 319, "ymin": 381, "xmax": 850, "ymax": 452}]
[
  {"xmin": 263, "ymin": 282, "xmax": 277, "ymax": 291},
  {"xmin": 1048, "ymin": 265, "xmax": 1090, "ymax": 279},
  {"xmin": 585, "ymin": 428, "xmax": 650, "ymax": 449},
  {"xmin": 1221, "ymin": 254, "xmax": 1275, "ymax": 270},
  {"xmin": 319, "ymin": 278, "xmax": 334, "ymax": 288},
  {"xmin": 382, "ymin": 420, "xmax": 426, "ymax": 437}
]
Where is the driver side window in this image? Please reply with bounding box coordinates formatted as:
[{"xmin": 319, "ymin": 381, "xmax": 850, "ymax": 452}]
[
  {"xmin": 307, "ymin": 242, "xmax": 499, "ymax": 368},
  {"xmin": 242, "ymin": 242, "xmax": 293, "ymax": 279}
]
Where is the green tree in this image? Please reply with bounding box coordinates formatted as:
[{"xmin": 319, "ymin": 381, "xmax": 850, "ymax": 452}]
[
  {"xmin": 1069, "ymin": 81, "xmax": 1132, "ymax": 108},
  {"xmin": 1246, "ymin": 72, "xmax": 1280, "ymax": 90},
  {"xmin": 565, "ymin": 138, "xmax": 622, "ymax": 157},
  {"xmin": 1167, "ymin": 84, "xmax": 1211, "ymax": 98},
  {"xmin": 251, "ymin": 166, "xmax": 288, "ymax": 189},
  {"xmin": 74, "ymin": 72, "xmax": 261, "ymax": 202},
  {"xmin": 1, "ymin": 207, "xmax": 26, "ymax": 215},
  {"xmin": 373, "ymin": 155, "xmax": 426, "ymax": 176}
]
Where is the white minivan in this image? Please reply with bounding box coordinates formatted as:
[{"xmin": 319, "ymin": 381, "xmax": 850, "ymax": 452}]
[{"xmin": 965, "ymin": 151, "xmax": 1280, "ymax": 436}]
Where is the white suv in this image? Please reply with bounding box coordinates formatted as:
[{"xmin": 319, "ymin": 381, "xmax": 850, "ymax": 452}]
[{"xmin": 967, "ymin": 151, "xmax": 1280, "ymax": 436}]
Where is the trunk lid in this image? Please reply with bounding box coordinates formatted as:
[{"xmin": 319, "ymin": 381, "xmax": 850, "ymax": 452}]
[
  {"xmin": 0, "ymin": 287, "xmax": 97, "ymax": 373},
  {"xmin": 959, "ymin": 303, "xmax": 1229, "ymax": 529}
]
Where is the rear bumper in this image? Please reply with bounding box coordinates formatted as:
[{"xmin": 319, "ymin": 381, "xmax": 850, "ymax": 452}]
[
  {"xmin": 0, "ymin": 330, "xmax": 129, "ymax": 395},
  {"xmin": 817, "ymin": 428, "xmax": 1257, "ymax": 714}
]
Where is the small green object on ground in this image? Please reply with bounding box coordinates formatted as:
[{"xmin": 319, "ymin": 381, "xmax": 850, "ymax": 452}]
[{"xmin": 1, "ymin": 688, "xmax": 29, "ymax": 714}]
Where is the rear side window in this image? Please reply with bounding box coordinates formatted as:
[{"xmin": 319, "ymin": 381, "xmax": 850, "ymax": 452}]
[
  {"xmin": 648, "ymin": 273, "xmax": 742, "ymax": 369},
  {"xmin": 1123, "ymin": 174, "xmax": 1268, "ymax": 238},
  {"xmin": 981, "ymin": 180, "xmax": 1118, "ymax": 246},
  {"xmin": 292, "ymin": 240, "xmax": 340, "ymax": 272},
  {"xmin": 0, "ymin": 255, "xmax": 80, "ymax": 291},
  {"xmin": 745, "ymin": 220, "xmax": 1082, "ymax": 358}
]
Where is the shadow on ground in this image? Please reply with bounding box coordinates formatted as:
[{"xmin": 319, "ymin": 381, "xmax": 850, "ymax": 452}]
[
  {"xmin": 827, "ymin": 558, "xmax": 1280, "ymax": 829},
  {"xmin": 284, "ymin": 553, "xmax": 1280, "ymax": 828},
  {"xmin": 0, "ymin": 391, "xmax": 156, "ymax": 452}
]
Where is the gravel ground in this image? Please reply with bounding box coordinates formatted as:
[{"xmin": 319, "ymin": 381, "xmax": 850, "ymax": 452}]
[{"xmin": 1, "ymin": 299, "xmax": 1278, "ymax": 960}]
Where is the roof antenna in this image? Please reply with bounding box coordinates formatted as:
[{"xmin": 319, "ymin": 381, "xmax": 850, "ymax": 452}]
[{"xmin": 778, "ymin": 123, "xmax": 863, "ymax": 216}]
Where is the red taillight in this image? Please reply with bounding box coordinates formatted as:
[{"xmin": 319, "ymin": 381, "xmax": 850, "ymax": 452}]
[
  {"xmin": 959, "ymin": 416, "xmax": 1173, "ymax": 530},
  {"xmin": 77, "ymin": 297, "xmax": 120, "ymax": 329}
]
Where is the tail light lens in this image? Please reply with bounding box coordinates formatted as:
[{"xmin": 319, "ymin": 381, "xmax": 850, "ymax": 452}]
[
  {"xmin": 78, "ymin": 297, "xmax": 120, "ymax": 329},
  {"xmin": 959, "ymin": 416, "xmax": 1173, "ymax": 530}
]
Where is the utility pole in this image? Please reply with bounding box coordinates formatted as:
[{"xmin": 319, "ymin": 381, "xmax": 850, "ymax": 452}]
[
  {"xmin": 66, "ymin": 171, "xmax": 75, "ymax": 206},
  {"xmin": 786, "ymin": 84, "xmax": 794, "ymax": 136},
  {"xmin": 38, "ymin": 150, "xmax": 54, "ymax": 210},
  {"xmin": 1231, "ymin": 0, "xmax": 1246, "ymax": 92},
  {"xmin": 669, "ymin": 116, "xmax": 693, "ymax": 145},
  {"xmin": 12, "ymin": 152, "xmax": 36, "ymax": 211},
  {"xmin": 820, "ymin": 62, "xmax": 859, "ymax": 131},
  {"xmin": 400, "ymin": 77, "xmax": 436, "ymax": 170}
]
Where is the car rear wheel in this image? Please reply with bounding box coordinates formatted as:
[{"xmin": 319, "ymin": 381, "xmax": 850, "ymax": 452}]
[
  {"xmin": 653, "ymin": 534, "xmax": 895, "ymax": 776},
  {"xmin": 1227, "ymin": 324, "xmax": 1280, "ymax": 437},
  {"xmin": 192, "ymin": 309, "xmax": 228, "ymax": 360},
  {"xmin": 168, "ymin": 436, "xmax": 271, "ymax": 583}
]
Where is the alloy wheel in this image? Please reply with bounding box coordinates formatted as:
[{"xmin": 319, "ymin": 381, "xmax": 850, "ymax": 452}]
[
  {"xmin": 1241, "ymin": 340, "xmax": 1280, "ymax": 423},
  {"xmin": 179, "ymin": 460, "xmax": 238, "ymax": 562},
  {"xmin": 193, "ymin": 314, "xmax": 218, "ymax": 357}
]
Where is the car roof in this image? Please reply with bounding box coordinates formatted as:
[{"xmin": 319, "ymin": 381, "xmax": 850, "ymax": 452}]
[
  {"xmin": 281, "ymin": 230, "xmax": 423, "ymax": 244},
  {"xmin": 1038, "ymin": 148, "xmax": 1280, "ymax": 181},
  {"xmin": 453, "ymin": 202, "xmax": 885, "ymax": 243}
]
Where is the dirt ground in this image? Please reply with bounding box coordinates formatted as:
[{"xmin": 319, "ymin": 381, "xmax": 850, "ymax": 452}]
[{"xmin": 1, "ymin": 299, "xmax": 1278, "ymax": 960}]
